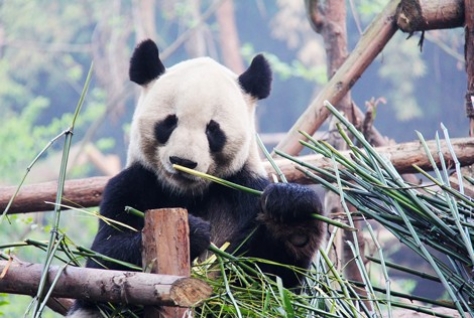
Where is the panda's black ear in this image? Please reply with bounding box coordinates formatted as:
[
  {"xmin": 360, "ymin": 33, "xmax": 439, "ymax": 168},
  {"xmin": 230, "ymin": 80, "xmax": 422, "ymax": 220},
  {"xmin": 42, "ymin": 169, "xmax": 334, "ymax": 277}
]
[
  {"xmin": 129, "ymin": 39, "xmax": 166, "ymax": 85},
  {"xmin": 238, "ymin": 54, "xmax": 272, "ymax": 100}
]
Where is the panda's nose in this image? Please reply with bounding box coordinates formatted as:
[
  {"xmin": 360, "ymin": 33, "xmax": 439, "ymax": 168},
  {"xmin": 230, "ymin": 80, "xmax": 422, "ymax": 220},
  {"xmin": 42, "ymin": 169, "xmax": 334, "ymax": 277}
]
[{"xmin": 169, "ymin": 156, "xmax": 198, "ymax": 169}]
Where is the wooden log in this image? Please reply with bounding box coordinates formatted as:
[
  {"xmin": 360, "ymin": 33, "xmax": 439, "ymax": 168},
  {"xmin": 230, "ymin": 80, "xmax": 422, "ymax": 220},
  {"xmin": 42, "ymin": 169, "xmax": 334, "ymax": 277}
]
[
  {"xmin": 274, "ymin": 0, "xmax": 401, "ymax": 156},
  {"xmin": 0, "ymin": 260, "xmax": 210, "ymax": 308},
  {"xmin": 0, "ymin": 256, "xmax": 74, "ymax": 316},
  {"xmin": 274, "ymin": 137, "xmax": 474, "ymax": 183},
  {"xmin": 466, "ymin": 0, "xmax": 474, "ymax": 135},
  {"xmin": 396, "ymin": 0, "xmax": 464, "ymax": 33},
  {"xmin": 0, "ymin": 176, "xmax": 108, "ymax": 214},
  {"xmin": 1, "ymin": 137, "xmax": 474, "ymax": 214},
  {"xmin": 142, "ymin": 208, "xmax": 197, "ymax": 317}
]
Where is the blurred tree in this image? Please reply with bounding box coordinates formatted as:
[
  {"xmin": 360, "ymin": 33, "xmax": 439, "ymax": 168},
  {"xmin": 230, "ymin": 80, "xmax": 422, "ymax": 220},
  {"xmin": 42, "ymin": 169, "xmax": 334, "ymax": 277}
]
[{"xmin": 216, "ymin": 0, "xmax": 244, "ymax": 73}]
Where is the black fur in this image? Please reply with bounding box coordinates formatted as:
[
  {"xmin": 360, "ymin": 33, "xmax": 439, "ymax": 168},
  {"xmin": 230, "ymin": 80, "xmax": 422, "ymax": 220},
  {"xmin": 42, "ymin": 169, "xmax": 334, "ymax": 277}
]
[
  {"xmin": 154, "ymin": 114, "xmax": 178, "ymax": 144},
  {"xmin": 129, "ymin": 39, "xmax": 165, "ymax": 85},
  {"xmin": 261, "ymin": 183, "xmax": 323, "ymax": 223},
  {"xmin": 70, "ymin": 163, "xmax": 324, "ymax": 314},
  {"xmin": 206, "ymin": 120, "xmax": 226, "ymax": 153},
  {"xmin": 238, "ymin": 54, "xmax": 272, "ymax": 99}
]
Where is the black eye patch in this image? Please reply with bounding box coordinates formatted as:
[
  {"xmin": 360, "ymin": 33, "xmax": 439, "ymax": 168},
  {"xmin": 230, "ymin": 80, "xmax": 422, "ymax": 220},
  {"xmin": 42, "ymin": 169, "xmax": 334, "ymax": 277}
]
[
  {"xmin": 155, "ymin": 115, "xmax": 178, "ymax": 144},
  {"xmin": 206, "ymin": 120, "xmax": 226, "ymax": 153}
]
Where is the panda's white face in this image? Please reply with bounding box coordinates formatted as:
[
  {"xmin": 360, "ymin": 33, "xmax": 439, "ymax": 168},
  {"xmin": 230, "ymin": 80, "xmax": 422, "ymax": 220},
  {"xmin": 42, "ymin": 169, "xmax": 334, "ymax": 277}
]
[{"xmin": 129, "ymin": 58, "xmax": 260, "ymax": 194}]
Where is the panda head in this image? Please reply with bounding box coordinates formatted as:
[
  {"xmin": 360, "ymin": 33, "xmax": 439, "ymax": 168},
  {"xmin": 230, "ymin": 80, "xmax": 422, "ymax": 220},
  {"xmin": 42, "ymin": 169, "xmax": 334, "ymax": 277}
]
[{"xmin": 127, "ymin": 39, "xmax": 272, "ymax": 194}]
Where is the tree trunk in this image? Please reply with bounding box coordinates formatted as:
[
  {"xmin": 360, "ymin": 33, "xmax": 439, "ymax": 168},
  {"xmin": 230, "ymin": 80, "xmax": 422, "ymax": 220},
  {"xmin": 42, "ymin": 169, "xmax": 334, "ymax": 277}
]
[
  {"xmin": 215, "ymin": 0, "xmax": 244, "ymax": 73},
  {"xmin": 307, "ymin": 0, "xmax": 369, "ymax": 308},
  {"xmin": 465, "ymin": 0, "xmax": 474, "ymax": 135},
  {"xmin": 184, "ymin": 0, "xmax": 207, "ymax": 58},
  {"xmin": 132, "ymin": 0, "xmax": 157, "ymax": 41},
  {"xmin": 2, "ymin": 137, "xmax": 474, "ymax": 214}
]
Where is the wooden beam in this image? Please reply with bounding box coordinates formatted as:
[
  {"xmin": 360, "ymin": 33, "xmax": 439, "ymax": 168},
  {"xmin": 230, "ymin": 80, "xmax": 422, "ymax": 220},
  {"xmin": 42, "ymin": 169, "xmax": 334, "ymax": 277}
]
[
  {"xmin": 0, "ymin": 260, "xmax": 211, "ymax": 307},
  {"xmin": 1, "ymin": 137, "xmax": 473, "ymax": 214},
  {"xmin": 396, "ymin": 0, "xmax": 464, "ymax": 33},
  {"xmin": 0, "ymin": 176, "xmax": 109, "ymax": 214}
]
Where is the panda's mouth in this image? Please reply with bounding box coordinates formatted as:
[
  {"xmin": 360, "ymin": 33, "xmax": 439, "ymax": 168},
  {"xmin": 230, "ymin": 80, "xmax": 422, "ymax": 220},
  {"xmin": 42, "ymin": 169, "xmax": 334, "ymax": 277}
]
[
  {"xmin": 174, "ymin": 171, "xmax": 198, "ymax": 182},
  {"xmin": 163, "ymin": 165, "xmax": 203, "ymax": 185}
]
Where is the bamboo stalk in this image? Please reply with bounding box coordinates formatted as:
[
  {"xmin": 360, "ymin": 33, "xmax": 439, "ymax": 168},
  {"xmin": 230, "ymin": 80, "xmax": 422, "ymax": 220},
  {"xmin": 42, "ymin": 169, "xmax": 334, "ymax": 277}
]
[{"xmin": 33, "ymin": 63, "xmax": 94, "ymax": 318}]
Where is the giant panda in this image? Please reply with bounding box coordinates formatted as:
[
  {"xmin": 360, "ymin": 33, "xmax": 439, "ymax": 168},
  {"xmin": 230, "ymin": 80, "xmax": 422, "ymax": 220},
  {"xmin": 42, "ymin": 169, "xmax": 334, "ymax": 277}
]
[{"xmin": 68, "ymin": 39, "xmax": 325, "ymax": 317}]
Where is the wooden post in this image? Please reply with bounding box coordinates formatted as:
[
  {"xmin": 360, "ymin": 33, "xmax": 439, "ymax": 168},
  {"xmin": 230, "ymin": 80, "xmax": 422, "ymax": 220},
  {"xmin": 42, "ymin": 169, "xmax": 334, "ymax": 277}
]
[
  {"xmin": 465, "ymin": 0, "xmax": 474, "ymax": 136},
  {"xmin": 142, "ymin": 208, "xmax": 192, "ymax": 318}
]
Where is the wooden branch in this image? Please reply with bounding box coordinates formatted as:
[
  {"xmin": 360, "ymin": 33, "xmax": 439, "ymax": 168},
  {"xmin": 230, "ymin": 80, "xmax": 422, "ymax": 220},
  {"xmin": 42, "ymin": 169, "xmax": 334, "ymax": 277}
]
[
  {"xmin": 396, "ymin": 0, "xmax": 464, "ymax": 33},
  {"xmin": 276, "ymin": 137, "xmax": 474, "ymax": 183},
  {"xmin": 0, "ymin": 176, "xmax": 109, "ymax": 214},
  {"xmin": 274, "ymin": 0, "xmax": 401, "ymax": 156},
  {"xmin": 1, "ymin": 137, "xmax": 473, "ymax": 214},
  {"xmin": 142, "ymin": 208, "xmax": 195, "ymax": 317},
  {"xmin": 0, "ymin": 257, "xmax": 73, "ymax": 316},
  {"xmin": 0, "ymin": 260, "xmax": 211, "ymax": 308},
  {"xmin": 465, "ymin": 0, "xmax": 474, "ymax": 135}
]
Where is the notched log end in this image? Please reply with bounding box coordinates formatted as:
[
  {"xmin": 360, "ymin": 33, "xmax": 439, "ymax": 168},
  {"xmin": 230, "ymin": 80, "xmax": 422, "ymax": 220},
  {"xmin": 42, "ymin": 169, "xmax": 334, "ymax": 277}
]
[
  {"xmin": 169, "ymin": 278, "xmax": 212, "ymax": 307},
  {"xmin": 395, "ymin": 0, "xmax": 423, "ymax": 33},
  {"xmin": 396, "ymin": 0, "xmax": 464, "ymax": 33}
]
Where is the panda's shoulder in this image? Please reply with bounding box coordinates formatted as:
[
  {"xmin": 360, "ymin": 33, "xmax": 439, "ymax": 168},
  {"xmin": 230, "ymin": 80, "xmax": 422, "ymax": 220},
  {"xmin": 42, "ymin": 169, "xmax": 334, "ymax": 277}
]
[
  {"xmin": 228, "ymin": 165, "xmax": 270, "ymax": 191},
  {"xmin": 103, "ymin": 162, "xmax": 160, "ymax": 200}
]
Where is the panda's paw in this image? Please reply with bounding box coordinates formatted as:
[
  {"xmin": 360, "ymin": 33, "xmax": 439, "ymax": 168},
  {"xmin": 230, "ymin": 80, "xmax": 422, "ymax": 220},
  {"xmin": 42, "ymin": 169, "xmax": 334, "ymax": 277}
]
[
  {"xmin": 188, "ymin": 215, "xmax": 211, "ymax": 259},
  {"xmin": 259, "ymin": 183, "xmax": 325, "ymax": 256},
  {"xmin": 260, "ymin": 183, "xmax": 323, "ymax": 223}
]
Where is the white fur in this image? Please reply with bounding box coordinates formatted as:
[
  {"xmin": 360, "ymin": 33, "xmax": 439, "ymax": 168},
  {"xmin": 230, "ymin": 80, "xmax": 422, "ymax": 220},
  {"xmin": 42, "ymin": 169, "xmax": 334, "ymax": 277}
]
[
  {"xmin": 67, "ymin": 308, "xmax": 103, "ymax": 318},
  {"xmin": 127, "ymin": 57, "xmax": 265, "ymax": 193}
]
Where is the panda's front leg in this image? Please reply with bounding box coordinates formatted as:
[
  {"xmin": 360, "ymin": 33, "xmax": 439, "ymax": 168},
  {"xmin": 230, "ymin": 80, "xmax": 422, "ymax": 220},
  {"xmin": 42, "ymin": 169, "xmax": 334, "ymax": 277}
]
[
  {"xmin": 257, "ymin": 183, "xmax": 325, "ymax": 266},
  {"xmin": 188, "ymin": 215, "xmax": 211, "ymax": 260}
]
